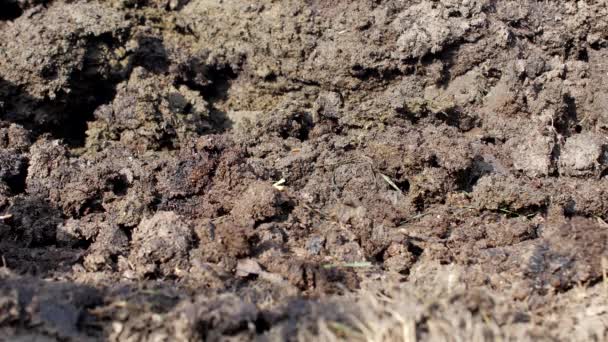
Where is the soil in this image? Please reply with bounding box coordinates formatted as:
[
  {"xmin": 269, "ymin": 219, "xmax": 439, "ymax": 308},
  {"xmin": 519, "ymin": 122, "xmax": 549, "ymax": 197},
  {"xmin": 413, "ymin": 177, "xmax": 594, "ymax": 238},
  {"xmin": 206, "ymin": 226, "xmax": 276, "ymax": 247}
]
[{"xmin": 1, "ymin": 0, "xmax": 608, "ymax": 341}]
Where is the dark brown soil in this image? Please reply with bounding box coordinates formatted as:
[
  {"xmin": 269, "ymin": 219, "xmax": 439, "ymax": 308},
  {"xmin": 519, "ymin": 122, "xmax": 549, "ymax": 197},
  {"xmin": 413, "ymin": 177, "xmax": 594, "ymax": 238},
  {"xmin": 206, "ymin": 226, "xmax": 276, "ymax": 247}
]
[{"xmin": 1, "ymin": 1, "xmax": 608, "ymax": 341}]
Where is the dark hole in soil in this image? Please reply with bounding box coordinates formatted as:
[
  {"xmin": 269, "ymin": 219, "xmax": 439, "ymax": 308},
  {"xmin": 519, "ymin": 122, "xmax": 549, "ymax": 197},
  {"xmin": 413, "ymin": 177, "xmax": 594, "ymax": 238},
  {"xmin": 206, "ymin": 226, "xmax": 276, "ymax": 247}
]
[
  {"xmin": 52, "ymin": 85, "xmax": 117, "ymax": 147},
  {"xmin": 109, "ymin": 254, "xmax": 120, "ymax": 265},
  {"xmin": 71, "ymin": 235, "xmax": 94, "ymax": 250},
  {"xmin": 563, "ymin": 199, "xmax": 576, "ymax": 217},
  {"xmin": 563, "ymin": 96, "xmax": 578, "ymax": 119},
  {"xmin": 577, "ymin": 48, "xmax": 589, "ymax": 62},
  {"xmin": 584, "ymin": 276, "xmax": 608, "ymax": 289},
  {"xmin": 119, "ymin": 225, "xmax": 133, "ymax": 242},
  {"xmin": 435, "ymin": 107, "xmax": 476, "ymax": 132},
  {"xmin": 5, "ymin": 160, "xmax": 28, "ymax": 195},
  {"xmin": 589, "ymin": 41, "xmax": 603, "ymax": 50},
  {"xmin": 372, "ymin": 247, "xmax": 387, "ymax": 263},
  {"xmin": 428, "ymin": 155, "xmax": 440, "ymax": 168},
  {"xmin": 279, "ymin": 200, "xmax": 296, "ymax": 218},
  {"xmin": 448, "ymin": 10, "xmax": 462, "ymax": 18},
  {"xmin": 263, "ymin": 73, "xmax": 277, "ymax": 82},
  {"xmin": 555, "ymin": 94, "xmax": 578, "ymax": 137},
  {"xmin": 351, "ymin": 64, "xmax": 364, "ymax": 75},
  {"xmin": 279, "ymin": 112, "xmax": 314, "ymax": 141},
  {"xmin": 501, "ymin": 204, "xmax": 546, "ymax": 219},
  {"xmin": 548, "ymin": 142, "xmax": 561, "ymax": 177},
  {"xmin": 132, "ymin": 36, "xmax": 170, "ymax": 74},
  {"xmin": 199, "ymin": 65, "xmax": 237, "ymax": 104},
  {"xmin": 394, "ymin": 178, "xmax": 410, "ymax": 193},
  {"xmin": 350, "ymin": 64, "xmax": 403, "ymax": 82},
  {"xmin": 149, "ymin": 195, "xmax": 162, "ymax": 212},
  {"xmin": 254, "ymin": 316, "xmax": 271, "ymax": 333},
  {"xmin": 0, "ymin": 2, "xmax": 23, "ymax": 21},
  {"xmin": 481, "ymin": 136, "xmax": 497, "ymax": 145},
  {"xmin": 182, "ymin": 102, "xmax": 193, "ymax": 114},
  {"xmin": 107, "ymin": 174, "xmax": 130, "ymax": 196},
  {"xmin": 412, "ymin": 197, "xmax": 425, "ymax": 212},
  {"xmin": 408, "ymin": 243, "xmax": 424, "ymax": 258},
  {"xmin": 455, "ymin": 167, "xmax": 478, "ymax": 192},
  {"xmin": 509, "ymin": 20, "xmax": 522, "ymax": 29},
  {"xmin": 157, "ymin": 131, "xmax": 177, "ymax": 151},
  {"xmin": 78, "ymin": 197, "xmax": 105, "ymax": 217}
]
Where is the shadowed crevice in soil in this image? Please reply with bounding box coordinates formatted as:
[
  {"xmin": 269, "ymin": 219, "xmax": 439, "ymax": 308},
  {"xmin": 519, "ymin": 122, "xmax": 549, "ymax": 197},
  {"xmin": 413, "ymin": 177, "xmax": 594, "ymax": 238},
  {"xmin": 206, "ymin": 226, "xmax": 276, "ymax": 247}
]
[
  {"xmin": 131, "ymin": 35, "xmax": 170, "ymax": 74},
  {"xmin": 557, "ymin": 93, "xmax": 579, "ymax": 137},
  {"xmin": 204, "ymin": 66, "xmax": 237, "ymax": 132},
  {"xmin": 0, "ymin": 40, "xmax": 130, "ymax": 147},
  {"xmin": 0, "ymin": 1, "xmax": 23, "ymax": 21},
  {"xmin": 55, "ymin": 79, "xmax": 118, "ymax": 148},
  {"xmin": 4, "ymin": 158, "xmax": 27, "ymax": 195},
  {"xmin": 350, "ymin": 64, "xmax": 406, "ymax": 84},
  {"xmin": 175, "ymin": 62, "xmax": 239, "ymax": 133}
]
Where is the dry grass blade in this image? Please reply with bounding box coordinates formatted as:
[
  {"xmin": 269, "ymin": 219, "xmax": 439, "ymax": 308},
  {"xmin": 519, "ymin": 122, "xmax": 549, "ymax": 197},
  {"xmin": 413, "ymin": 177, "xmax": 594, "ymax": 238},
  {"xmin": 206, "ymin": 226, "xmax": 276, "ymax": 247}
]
[
  {"xmin": 602, "ymin": 257, "xmax": 608, "ymax": 292},
  {"xmin": 272, "ymin": 178, "xmax": 286, "ymax": 191},
  {"xmin": 326, "ymin": 321, "xmax": 364, "ymax": 339},
  {"xmin": 323, "ymin": 261, "xmax": 372, "ymax": 269},
  {"xmin": 380, "ymin": 173, "xmax": 402, "ymax": 194}
]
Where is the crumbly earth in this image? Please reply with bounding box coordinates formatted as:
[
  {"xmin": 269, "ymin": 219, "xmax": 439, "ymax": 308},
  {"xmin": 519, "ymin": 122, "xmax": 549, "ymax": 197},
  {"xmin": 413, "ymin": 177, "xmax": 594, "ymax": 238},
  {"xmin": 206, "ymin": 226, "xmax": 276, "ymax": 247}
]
[{"xmin": 1, "ymin": 0, "xmax": 608, "ymax": 341}]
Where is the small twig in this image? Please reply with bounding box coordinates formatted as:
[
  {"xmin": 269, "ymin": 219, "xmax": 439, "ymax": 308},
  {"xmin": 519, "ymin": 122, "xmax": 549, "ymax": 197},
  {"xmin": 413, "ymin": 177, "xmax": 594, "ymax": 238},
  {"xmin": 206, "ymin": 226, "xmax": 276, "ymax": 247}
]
[{"xmin": 0, "ymin": 214, "xmax": 12, "ymax": 220}]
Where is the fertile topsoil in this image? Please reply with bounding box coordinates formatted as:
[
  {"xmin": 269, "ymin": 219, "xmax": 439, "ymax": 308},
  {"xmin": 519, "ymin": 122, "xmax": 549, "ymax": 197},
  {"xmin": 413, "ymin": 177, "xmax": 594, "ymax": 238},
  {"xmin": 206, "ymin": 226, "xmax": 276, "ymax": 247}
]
[{"xmin": 1, "ymin": 0, "xmax": 608, "ymax": 341}]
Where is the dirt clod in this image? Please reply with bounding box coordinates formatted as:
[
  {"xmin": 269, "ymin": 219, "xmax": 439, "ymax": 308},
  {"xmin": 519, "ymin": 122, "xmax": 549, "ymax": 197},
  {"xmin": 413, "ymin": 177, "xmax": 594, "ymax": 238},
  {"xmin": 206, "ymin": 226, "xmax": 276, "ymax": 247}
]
[{"xmin": 129, "ymin": 211, "xmax": 193, "ymax": 277}]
